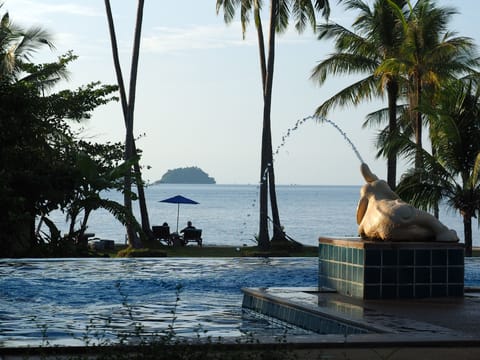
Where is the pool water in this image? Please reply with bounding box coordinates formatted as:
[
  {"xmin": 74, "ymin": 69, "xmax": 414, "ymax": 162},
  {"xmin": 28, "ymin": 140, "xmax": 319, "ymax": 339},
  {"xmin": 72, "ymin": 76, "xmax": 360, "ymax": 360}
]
[
  {"xmin": 0, "ymin": 257, "xmax": 317, "ymax": 347},
  {"xmin": 1, "ymin": 257, "xmax": 479, "ymax": 347}
]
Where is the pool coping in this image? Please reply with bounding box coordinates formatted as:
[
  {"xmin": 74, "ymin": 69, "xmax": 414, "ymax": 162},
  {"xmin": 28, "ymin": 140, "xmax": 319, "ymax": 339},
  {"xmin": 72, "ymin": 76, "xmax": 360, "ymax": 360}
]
[{"xmin": 241, "ymin": 286, "xmax": 480, "ymax": 345}]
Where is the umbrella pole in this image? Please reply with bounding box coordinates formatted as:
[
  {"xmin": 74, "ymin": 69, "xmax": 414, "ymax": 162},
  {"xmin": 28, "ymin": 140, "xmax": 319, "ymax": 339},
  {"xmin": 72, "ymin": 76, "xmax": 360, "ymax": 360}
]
[{"xmin": 176, "ymin": 203, "xmax": 180, "ymax": 233}]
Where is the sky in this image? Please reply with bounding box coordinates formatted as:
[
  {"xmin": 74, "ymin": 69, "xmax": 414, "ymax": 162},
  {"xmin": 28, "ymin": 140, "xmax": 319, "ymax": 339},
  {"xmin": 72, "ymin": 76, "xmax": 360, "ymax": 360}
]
[{"xmin": 3, "ymin": 0, "xmax": 479, "ymax": 185}]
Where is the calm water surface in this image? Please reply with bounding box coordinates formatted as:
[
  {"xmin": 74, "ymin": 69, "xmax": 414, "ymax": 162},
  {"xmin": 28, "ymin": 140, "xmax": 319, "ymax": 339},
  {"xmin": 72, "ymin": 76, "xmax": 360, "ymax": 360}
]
[
  {"xmin": 0, "ymin": 257, "xmax": 317, "ymax": 347},
  {"xmin": 48, "ymin": 184, "xmax": 480, "ymax": 247},
  {"xmin": 2, "ymin": 257, "xmax": 480, "ymax": 347}
]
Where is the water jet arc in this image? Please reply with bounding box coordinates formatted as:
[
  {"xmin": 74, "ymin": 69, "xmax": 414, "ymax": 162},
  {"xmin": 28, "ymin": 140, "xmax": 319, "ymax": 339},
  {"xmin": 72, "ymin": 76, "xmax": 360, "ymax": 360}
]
[{"xmin": 318, "ymin": 116, "xmax": 365, "ymax": 164}]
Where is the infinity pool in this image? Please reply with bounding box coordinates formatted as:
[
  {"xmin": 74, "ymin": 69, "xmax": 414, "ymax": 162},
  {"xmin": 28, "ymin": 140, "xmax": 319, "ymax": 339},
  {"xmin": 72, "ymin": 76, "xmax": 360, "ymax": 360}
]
[
  {"xmin": 1, "ymin": 257, "xmax": 479, "ymax": 347},
  {"xmin": 0, "ymin": 257, "xmax": 318, "ymax": 347}
]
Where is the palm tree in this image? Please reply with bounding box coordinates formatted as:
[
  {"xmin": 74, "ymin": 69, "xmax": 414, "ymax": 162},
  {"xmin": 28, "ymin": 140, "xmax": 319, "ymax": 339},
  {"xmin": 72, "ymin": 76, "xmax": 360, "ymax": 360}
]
[
  {"xmin": 0, "ymin": 5, "xmax": 54, "ymax": 81},
  {"xmin": 311, "ymin": 0, "xmax": 407, "ymax": 189},
  {"xmin": 378, "ymin": 0, "xmax": 478, "ymax": 170},
  {"xmin": 396, "ymin": 79, "xmax": 480, "ymax": 256},
  {"xmin": 104, "ymin": 0, "xmax": 151, "ymax": 248},
  {"xmin": 216, "ymin": 0, "xmax": 331, "ymax": 249}
]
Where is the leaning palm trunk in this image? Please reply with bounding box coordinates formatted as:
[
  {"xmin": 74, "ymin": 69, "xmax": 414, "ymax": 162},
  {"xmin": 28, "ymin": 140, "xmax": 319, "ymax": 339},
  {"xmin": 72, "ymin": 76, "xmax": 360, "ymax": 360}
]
[{"xmin": 105, "ymin": 0, "xmax": 149, "ymax": 247}]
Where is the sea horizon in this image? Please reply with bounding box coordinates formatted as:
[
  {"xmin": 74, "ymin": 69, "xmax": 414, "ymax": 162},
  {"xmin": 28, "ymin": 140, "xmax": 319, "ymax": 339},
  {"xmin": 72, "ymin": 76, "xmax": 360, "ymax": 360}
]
[{"xmin": 47, "ymin": 184, "xmax": 480, "ymax": 248}]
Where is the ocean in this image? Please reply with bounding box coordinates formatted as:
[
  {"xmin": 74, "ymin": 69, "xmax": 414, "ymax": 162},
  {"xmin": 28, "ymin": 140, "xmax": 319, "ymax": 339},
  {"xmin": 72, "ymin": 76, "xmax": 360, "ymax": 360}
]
[{"xmin": 49, "ymin": 184, "xmax": 480, "ymax": 248}]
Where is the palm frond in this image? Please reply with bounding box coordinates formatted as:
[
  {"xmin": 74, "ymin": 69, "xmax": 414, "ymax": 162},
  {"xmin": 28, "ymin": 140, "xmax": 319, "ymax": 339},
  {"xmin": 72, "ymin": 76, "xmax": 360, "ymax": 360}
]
[
  {"xmin": 216, "ymin": 0, "xmax": 240, "ymax": 24},
  {"xmin": 396, "ymin": 167, "xmax": 448, "ymax": 212},
  {"xmin": 274, "ymin": 0, "xmax": 290, "ymax": 34},
  {"xmin": 363, "ymin": 107, "xmax": 389, "ymax": 128},
  {"xmin": 240, "ymin": 0, "xmax": 253, "ymax": 38},
  {"xmin": 78, "ymin": 197, "xmax": 143, "ymax": 237},
  {"xmin": 471, "ymin": 153, "xmax": 480, "ymax": 189},
  {"xmin": 314, "ymin": 74, "xmax": 379, "ymax": 117},
  {"xmin": 311, "ymin": 52, "xmax": 378, "ymax": 84},
  {"xmin": 314, "ymin": 0, "xmax": 330, "ymax": 19},
  {"xmin": 292, "ymin": 0, "xmax": 315, "ymax": 33}
]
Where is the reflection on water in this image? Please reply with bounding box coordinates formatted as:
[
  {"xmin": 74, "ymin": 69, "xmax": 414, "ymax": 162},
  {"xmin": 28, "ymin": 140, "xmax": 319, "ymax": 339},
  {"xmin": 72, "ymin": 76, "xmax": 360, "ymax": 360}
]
[
  {"xmin": 2, "ymin": 257, "xmax": 480, "ymax": 347},
  {"xmin": 0, "ymin": 257, "xmax": 318, "ymax": 347},
  {"xmin": 317, "ymin": 298, "xmax": 364, "ymax": 320}
]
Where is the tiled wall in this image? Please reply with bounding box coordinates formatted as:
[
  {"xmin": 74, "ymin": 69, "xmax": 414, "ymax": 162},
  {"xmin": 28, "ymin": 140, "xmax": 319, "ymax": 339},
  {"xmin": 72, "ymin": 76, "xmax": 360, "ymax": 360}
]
[
  {"xmin": 319, "ymin": 242, "xmax": 365, "ymax": 298},
  {"xmin": 242, "ymin": 290, "xmax": 369, "ymax": 335},
  {"xmin": 319, "ymin": 239, "xmax": 464, "ymax": 299}
]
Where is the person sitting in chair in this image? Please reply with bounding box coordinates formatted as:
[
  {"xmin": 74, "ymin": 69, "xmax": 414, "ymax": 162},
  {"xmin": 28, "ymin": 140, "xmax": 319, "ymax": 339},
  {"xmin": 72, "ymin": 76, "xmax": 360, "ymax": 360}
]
[{"xmin": 180, "ymin": 221, "xmax": 196, "ymax": 234}]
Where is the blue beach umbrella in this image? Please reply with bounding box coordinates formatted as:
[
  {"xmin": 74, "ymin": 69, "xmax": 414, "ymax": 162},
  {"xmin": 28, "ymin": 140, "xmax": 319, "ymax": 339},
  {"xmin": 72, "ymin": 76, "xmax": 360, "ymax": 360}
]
[{"xmin": 159, "ymin": 195, "xmax": 199, "ymax": 232}]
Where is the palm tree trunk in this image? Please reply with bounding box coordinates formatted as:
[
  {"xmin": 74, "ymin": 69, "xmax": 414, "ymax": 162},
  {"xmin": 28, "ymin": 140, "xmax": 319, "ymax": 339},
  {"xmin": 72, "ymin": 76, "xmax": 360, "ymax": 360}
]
[
  {"xmin": 127, "ymin": 0, "xmax": 148, "ymax": 246},
  {"xmin": 124, "ymin": 130, "xmax": 136, "ymax": 245},
  {"xmin": 254, "ymin": 1, "xmax": 266, "ymax": 91},
  {"xmin": 431, "ymin": 145, "xmax": 439, "ymax": 219},
  {"xmin": 258, "ymin": 128, "xmax": 270, "ymax": 250},
  {"xmin": 104, "ymin": 0, "xmax": 149, "ymax": 247},
  {"xmin": 265, "ymin": 0, "xmax": 284, "ymax": 244},
  {"xmin": 414, "ymin": 78, "xmax": 423, "ymax": 170},
  {"xmin": 135, "ymin": 167, "xmax": 152, "ymax": 238},
  {"xmin": 463, "ymin": 213, "xmax": 472, "ymax": 257},
  {"xmin": 105, "ymin": 0, "xmax": 135, "ymax": 247},
  {"xmin": 254, "ymin": 0, "xmax": 271, "ymax": 250},
  {"xmin": 386, "ymin": 80, "xmax": 398, "ymax": 190},
  {"xmin": 269, "ymin": 154, "xmax": 285, "ymax": 243}
]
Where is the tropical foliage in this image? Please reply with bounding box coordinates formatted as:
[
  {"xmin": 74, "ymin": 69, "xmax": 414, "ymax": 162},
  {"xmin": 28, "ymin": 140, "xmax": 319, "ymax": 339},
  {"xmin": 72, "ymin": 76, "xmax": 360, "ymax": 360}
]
[
  {"xmin": 396, "ymin": 79, "xmax": 480, "ymax": 256},
  {"xmin": 377, "ymin": 0, "xmax": 479, "ymax": 169},
  {"xmin": 311, "ymin": 0, "xmax": 406, "ymax": 189},
  {"xmin": 312, "ymin": 0, "xmax": 480, "ymax": 249},
  {"xmin": 0, "ymin": 5, "xmax": 53, "ymax": 81},
  {"xmin": 0, "ymin": 7, "xmax": 139, "ymax": 257}
]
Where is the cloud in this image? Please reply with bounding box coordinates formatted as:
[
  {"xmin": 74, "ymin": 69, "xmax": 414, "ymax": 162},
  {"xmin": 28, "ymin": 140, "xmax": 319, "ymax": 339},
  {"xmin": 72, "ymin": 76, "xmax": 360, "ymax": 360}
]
[
  {"xmin": 141, "ymin": 21, "xmax": 319, "ymax": 54},
  {"xmin": 142, "ymin": 22, "xmax": 256, "ymax": 54},
  {"xmin": 3, "ymin": 0, "xmax": 101, "ymax": 23}
]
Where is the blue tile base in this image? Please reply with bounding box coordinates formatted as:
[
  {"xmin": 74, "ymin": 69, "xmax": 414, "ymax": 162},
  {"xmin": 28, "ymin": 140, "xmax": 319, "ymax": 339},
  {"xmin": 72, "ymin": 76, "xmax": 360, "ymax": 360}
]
[
  {"xmin": 242, "ymin": 288, "xmax": 372, "ymax": 335},
  {"xmin": 319, "ymin": 237, "xmax": 464, "ymax": 299}
]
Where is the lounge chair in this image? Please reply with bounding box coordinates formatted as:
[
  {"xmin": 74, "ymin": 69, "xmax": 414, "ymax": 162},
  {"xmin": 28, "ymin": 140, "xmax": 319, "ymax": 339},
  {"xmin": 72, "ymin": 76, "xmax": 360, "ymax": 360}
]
[
  {"xmin": 181, "ymin": 229, "xmax": 202, "ymax": 246},
  {"xmin": 152, "ymin": 225, "xmax": 172, "ymax": 245}
]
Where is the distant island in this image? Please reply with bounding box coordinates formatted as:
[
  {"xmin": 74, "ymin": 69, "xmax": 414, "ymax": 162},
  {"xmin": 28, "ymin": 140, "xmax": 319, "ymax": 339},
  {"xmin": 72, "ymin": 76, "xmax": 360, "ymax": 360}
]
[{"xmin": 154, "ymin": 166, "xmax": 216, "ymax": 184}]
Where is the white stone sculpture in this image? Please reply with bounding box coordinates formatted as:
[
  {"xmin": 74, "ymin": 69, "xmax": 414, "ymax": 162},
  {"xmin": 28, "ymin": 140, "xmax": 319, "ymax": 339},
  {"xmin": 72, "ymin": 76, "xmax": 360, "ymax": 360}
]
[{"xmin": 356, "ymin": 163, "xmax": 459, "ymax": 242}]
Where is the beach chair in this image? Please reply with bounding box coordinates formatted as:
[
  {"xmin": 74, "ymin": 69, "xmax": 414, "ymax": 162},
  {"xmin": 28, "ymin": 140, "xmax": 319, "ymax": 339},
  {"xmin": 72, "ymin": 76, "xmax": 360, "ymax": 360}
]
[
  {"xmin": 182, "ymin": 229, "xmax": 202, "ymax": 246},
  {"xmin": 152, "ymin": 225, "xmax": 172, "ymax": 245}
]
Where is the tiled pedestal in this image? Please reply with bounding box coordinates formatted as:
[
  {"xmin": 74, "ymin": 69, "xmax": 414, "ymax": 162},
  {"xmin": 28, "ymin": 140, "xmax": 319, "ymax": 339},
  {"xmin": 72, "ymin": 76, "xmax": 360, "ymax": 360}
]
[{"xmin": 319, "ymin": 237, "xmax": 464, "ymax": 299}]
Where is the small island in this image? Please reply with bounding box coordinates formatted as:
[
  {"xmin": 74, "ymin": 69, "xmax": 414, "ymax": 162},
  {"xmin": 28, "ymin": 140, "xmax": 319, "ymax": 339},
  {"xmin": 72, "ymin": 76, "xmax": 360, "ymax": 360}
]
[{"xmin": 154, "ymin": 166, "xmax": 216, "ymax": 184}]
